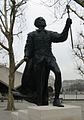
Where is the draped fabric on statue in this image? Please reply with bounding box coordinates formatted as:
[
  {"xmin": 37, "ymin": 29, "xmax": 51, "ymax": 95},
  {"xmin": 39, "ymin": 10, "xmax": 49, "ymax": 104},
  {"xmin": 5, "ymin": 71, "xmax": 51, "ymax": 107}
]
[{"xmin": 19, "ymin": 59, "xmax": 50, "ymax": 105}]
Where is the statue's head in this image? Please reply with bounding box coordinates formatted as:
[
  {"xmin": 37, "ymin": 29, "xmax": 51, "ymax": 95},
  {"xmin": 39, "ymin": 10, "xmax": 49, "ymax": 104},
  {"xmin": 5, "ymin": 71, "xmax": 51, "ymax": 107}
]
[{"xmin": 34, "ymin": 17, "xmax": 46, "ymax": 29}]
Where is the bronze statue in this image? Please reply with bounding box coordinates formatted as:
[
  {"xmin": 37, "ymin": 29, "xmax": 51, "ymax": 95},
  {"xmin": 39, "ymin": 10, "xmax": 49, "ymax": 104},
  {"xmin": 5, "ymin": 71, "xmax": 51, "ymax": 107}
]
[{"xmin": 14, "ymin": 17, "xmax": 72, "ymax": 107}]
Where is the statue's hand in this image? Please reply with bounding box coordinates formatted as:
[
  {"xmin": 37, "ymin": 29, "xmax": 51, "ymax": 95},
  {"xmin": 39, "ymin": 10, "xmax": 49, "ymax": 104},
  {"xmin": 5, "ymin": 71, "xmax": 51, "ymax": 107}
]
[
  {"xmin": 24, "ymin": 56, "xmax": 29, "ymax": 62},
  {"xmin": 66, "ymin": 18, "xmax": 72, "ymax": 26}
]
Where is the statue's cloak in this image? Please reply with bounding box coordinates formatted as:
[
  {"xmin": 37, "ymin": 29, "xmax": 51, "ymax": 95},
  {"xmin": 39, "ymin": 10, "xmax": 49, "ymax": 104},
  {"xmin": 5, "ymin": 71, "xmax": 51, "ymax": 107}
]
[{"xmin": 19, "ymin": 59, "xmax": 50, "ymax": 105}]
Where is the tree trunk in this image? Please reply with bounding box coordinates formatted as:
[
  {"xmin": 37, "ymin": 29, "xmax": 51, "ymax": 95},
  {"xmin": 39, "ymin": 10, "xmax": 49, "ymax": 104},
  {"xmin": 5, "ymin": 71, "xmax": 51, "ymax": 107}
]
[{"xmin": 7, "ymin": 38, "xmax": 15, "ymax": 111}]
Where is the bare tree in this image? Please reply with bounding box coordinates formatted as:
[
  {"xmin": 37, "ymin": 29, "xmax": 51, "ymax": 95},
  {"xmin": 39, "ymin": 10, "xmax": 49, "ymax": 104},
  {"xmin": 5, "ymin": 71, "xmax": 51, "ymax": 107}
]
[
  {"xmin": 73, "ymin": 32, "xmax": 84, "ymax": 77},
  {"xmin": 0, "ymin": 0, "xmax": 28, "ymax": 111}
]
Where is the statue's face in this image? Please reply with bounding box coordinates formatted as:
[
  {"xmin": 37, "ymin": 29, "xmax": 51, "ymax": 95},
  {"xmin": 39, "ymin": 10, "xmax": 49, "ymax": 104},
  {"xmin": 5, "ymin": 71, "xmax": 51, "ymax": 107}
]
[{"xmin": 34, "ymin": 17, "xmax": 46, "ymax": 28}]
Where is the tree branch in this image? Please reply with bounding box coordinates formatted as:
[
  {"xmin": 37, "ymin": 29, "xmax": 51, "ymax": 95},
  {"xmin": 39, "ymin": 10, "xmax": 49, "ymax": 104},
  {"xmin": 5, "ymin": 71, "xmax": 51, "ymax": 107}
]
[
  {"xmin": 74, "ymin": 45, "xmax": 84, "ymax": 63},
  {"xmin": 10, "ymin": 0, "xmax": 16, "ymax": 33},
  {"xmin": 0, "ymin": 24, "xmax": 9, "ymax": 39},
  {"xmin": 77, "ymin": 66, "xmax": 84, "ymax": 75},
  {"xmin": 13, "ymin": 31, "xmax": 22, "ymax": 36},
  {"xmin": 0, "ymin": 16, "xmax": 7, "ymax": 31},
  {"xmin": 69, "ymin": 6, "xmax": 84, "ymax": 21},
  {"xmin": 16, "ymin": 0, "xmax": 27, "ymax": 9},
  {"xmin": 40, "ymin": 0, "xmax": 59, "ymax": 7},
  {"xmin": 0, "ymin": 24, "xmax": 6, "ymax": 36},
  {"xmin": 0, "ymin": 42, "xmax": 9, "ymax": 52},
  {"xmin": 0, "ymin": 10, "xmax": 5, "ymax": 17},
  {"xmin": 14, "ymin": 58, "xmax": 24, "ymax": 71},
  {"xmin": 15, "ymin": 12, "xmax": 23, "ymax": 17},
  {"xmin": 73, "ymin": 0, "xmax": 84, "ymax": 7},
  {"xmin": 4, "ymin": 0, "xmax": 8, "ymax": 29},
  {"xmin": 80, "ymin": 33, "xmax": 84, "ymax": 38}
]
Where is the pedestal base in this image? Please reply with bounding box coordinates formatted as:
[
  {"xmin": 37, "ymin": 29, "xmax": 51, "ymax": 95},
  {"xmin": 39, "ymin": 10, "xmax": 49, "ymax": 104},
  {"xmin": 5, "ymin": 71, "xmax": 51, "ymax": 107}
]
[
  {"xmin": 11, "ymin": 112, "xmax": 18, "ymax": 120},
  {"xmin": 11, "ymin": 105, "xmax": 81, "ymax": 120}
]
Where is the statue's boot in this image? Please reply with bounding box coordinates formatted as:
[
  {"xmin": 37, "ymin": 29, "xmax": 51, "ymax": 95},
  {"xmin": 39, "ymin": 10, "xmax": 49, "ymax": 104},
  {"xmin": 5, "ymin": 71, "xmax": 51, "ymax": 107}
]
[
  {"xmin": 12, "ymin": 90, "xmax": 37, "ymax": 104},
  {"xmin": 53, "ymin": 98, "xmax": 64, "ymax": 107},
  {"xmin": 12, "ymin": 90, "xmax": 27, "ymax": 99}
]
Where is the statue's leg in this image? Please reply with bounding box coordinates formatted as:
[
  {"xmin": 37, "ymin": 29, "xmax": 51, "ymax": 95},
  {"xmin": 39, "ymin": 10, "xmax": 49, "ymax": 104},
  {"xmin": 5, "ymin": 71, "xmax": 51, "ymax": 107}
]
[
  {"xmin": 49, "ymin": 61, "xmax": 62, "ymax": 99},
  {"xmin": 47, "ymin": 59, "xmax": 64, "ymax": 107}
]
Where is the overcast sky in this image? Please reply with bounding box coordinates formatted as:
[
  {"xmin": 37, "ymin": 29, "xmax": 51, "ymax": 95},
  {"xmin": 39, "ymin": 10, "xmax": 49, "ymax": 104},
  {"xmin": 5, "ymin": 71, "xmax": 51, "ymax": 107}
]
[{"xmin": 1, "ymin": 0, "xmax": 83, "ymax": 81}]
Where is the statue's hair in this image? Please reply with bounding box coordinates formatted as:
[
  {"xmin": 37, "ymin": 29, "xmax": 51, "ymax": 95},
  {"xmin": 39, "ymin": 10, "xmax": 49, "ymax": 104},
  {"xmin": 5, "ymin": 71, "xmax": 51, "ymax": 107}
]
[{"xmin": 34, "ymin": 17, "xmax": 46, "ymax": 28}]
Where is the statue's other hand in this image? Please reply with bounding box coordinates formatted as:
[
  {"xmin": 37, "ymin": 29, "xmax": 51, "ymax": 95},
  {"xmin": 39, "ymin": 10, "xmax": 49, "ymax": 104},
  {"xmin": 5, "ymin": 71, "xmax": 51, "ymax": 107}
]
[
  {"xmin": 66, "ymin": 18, "xmax": 72, "ymax": 26},
  {"xmin": 24, "ymin": 56, "xmax": 29, "ymax": 62}
]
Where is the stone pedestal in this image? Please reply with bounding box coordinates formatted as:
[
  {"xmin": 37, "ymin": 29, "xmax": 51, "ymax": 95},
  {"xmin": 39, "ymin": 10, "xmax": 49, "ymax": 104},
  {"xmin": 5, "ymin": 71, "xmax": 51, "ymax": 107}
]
[
  {"xmin": 18, "ymin": 110, "xmax": 28, "ymax": 120},
  {"xmin": 11, "ymin": 105, "xmax": 81, "ymax": 120},
  {"xmin": 11, "ymin": 112, "xmax": 18, "ymax": 120}
]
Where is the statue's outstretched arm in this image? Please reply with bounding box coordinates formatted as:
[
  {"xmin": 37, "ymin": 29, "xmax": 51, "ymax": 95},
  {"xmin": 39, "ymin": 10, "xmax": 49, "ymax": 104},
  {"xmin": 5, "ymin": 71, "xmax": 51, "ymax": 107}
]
[{"xmin": 51, "ymin": 18, "xmax": 72, "ymax": 43}]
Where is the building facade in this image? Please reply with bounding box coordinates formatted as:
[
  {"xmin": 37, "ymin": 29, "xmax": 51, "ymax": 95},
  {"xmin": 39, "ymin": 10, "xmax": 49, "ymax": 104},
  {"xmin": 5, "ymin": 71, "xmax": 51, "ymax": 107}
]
[{"xmin": 0, "ymin": 65, "xmax": 22, "ymax": 94}]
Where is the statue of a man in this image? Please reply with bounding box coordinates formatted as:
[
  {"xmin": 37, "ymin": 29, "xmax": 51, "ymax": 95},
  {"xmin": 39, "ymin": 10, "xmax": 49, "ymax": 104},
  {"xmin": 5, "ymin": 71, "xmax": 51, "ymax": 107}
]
[{"xmin": 16, "ymin": 17, "xmax": 72, "ymax": 107}]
